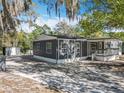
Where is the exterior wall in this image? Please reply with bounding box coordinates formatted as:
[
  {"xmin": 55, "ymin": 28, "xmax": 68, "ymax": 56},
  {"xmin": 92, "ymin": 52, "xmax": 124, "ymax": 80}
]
[
  {"xmin": 82, "ymin": 41, "xmax": 87, "ymax": 56},
  {"xmin": 34, "ymin": 55, "xmax": 87, "ymax": 64},
  {"xmin": 33, "ymin": 40, "xmax": 58, "ymax": 59},
  {"xmin": 33, "ymin": 39, "xmax": 88, "ymax": 63},
  {"xmin": 33, "ymin": 38, "xmax": 122, "ymax": 62},
  {"xmin": 122, "ymin": 42, "xmax": 124, "ymax": 54}
]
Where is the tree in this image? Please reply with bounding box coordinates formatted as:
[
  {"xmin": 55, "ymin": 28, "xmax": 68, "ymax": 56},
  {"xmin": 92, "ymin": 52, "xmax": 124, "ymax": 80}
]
[
  {"xmin": 88, "ymin": 0, "xmax": 124, "ymax": 29},
  {"xmin": 28, "ymin": 24, "xmax": 45, "ymax": 49},
  {"xmin": 54, "ymin": 21, "xmax": 78, "ymax": 37},
  {"xmin": 0, "ymin": 0, "xmax": 32, "ymax": 32},
  {"xmin": 108, "ymin": 32, "xmax": 124, "ymax": 41},
  {"xmin": 17, "ymin": 31, "xmax": 30, "ymax": 53},
  {"xmin": 40, "ymin": 0, "xmax": 80, "ymax": 20},
  {"xmin": 79, "ymin": 12, "xmax": 105, "ymax": 38},
  {"xmin": 0, "ymin": 0, "xmax": 34, "ymax": 55},
  {"xmin": 1, "ymin": 31, "xmax": 18, "ymax": 47},
  {"xmin": 42, "ymin": 24, "xmax": 53, "ymax": 35},
  {"xmin": 79, "ymin": 0, "xmax": 124, "ymax": 38}
]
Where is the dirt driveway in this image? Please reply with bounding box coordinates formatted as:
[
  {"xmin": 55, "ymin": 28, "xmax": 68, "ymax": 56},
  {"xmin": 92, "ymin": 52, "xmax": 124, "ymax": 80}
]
[
  {"xmin": 2, "ymin": 55, "xmax": 124, "ymax": 93},
  {"xmin": 0, "ymin": 72, "xmax": 59, "ymax": 93},
  {"xmin": 0, "ymin": 56, "xmax": 60, "ymax": 93}
]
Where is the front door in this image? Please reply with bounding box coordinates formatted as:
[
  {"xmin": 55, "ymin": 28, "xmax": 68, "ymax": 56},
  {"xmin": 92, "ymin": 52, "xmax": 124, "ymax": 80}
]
[{"xmin": 90, "ymin": 42, "xmax": 97, "ymax": 55}]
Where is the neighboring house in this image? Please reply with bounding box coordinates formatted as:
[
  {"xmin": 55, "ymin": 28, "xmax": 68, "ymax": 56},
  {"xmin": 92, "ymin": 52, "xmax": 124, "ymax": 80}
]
[
  {"xmin": 33, "ymin": 34, "xmax": 122, "ymax": 63},
  {"xmin": 6, "ymin": 47, "xmax": 21, "ymax": 56}
]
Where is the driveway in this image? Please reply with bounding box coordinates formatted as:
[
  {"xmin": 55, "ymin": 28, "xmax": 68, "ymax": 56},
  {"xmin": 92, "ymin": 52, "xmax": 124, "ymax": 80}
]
[
  {"xmin": 5, "ymin": 55, "xmax": 124, "ymax": 93},
  {"xmin": 0, "ymin": 72, "xmax": 59, "ymax": 93}
]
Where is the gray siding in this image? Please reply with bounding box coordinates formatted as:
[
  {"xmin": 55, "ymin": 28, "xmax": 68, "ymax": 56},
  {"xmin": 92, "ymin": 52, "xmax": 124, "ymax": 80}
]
[
  {"xmin": 33, "ymin": 40, "xmax": 58, "ymax": 59},
  {"xmin": 33, "ymin": 39, "xmax": 88, "ymax": 60},
  {"xmin": 82, "ymin": 41, "xmax": 87, "ymax": 56}
]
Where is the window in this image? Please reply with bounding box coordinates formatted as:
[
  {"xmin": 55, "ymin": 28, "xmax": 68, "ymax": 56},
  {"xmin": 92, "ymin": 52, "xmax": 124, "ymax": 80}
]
[
  {"xmin": 98, "ymin": 42, "xmax": 102, "ymax": 49},
  {"xmin": 37, "ymin": 43, "xmax": 40, "ymax": 49},
  {"xmin": 90, "ymin": 42, "xmax": 97, "ymax": 50},
  {"xmin": 46, "ymin": 42, "xmax": 52, "ymax": 54},
  {"xmin": 107, "ymin": 42, "xmax": 111, "ymax": 48},
  {"xmin": 34, "ymin": 42, "xmax": 41, "ymax": 54},
  {"xmin": 34, "ymin": 42, "xmax": 40, "ymax": 50}
]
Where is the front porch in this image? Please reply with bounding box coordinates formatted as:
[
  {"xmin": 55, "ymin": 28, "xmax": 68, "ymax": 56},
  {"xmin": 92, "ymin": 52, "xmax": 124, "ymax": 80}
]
[{"xmin": 87, "ymin": 38, "xmax": 122, "ymax": 61}]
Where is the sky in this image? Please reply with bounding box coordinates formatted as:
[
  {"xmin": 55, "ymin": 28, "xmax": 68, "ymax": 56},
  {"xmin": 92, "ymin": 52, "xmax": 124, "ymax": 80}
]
[
  {"xmin": 19, "ymin": 0, "xmax": 124, "ymax": 33},
  {"xmin": 20, "ymin": 0, "xmax": 87, "ymax": 33}
]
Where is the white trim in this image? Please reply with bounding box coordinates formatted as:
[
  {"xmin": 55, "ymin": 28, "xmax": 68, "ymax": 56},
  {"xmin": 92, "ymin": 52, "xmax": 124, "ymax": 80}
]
[
  {"xmin": 58, "ymin": 38, "xmax": 87, "ymax": 41},
  {"xmin": 33, "ymin": 55, "xmax": 87, "ymax": 64}
]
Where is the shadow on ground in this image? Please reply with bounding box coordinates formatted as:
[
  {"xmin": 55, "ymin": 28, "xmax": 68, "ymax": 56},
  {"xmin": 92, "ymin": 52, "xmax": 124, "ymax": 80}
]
[{"xmin": 6, "ymin": 55, "xmax": 124, "ymax": 93}]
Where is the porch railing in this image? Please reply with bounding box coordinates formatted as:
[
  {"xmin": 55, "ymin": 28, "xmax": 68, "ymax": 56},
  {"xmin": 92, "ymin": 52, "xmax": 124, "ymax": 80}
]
[{"xmin": 96, "ymin": 48, "xmax": 120, "ymax": 56}]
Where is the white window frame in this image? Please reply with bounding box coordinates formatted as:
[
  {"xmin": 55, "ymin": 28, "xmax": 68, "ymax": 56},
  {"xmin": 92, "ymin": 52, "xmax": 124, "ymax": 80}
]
[{"xmin": 46, "ymin": 42, "xmax": 52, "ymax": 54}]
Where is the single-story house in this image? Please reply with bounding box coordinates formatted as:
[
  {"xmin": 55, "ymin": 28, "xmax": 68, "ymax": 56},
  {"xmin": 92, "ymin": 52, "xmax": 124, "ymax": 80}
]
[
  {"xmin": 33, "ymin": 34, "xmax": 87, "ymax": 63},
  {"xmin": 33, "ymin": 34, "xmax": 122, "ymax": 63}
]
